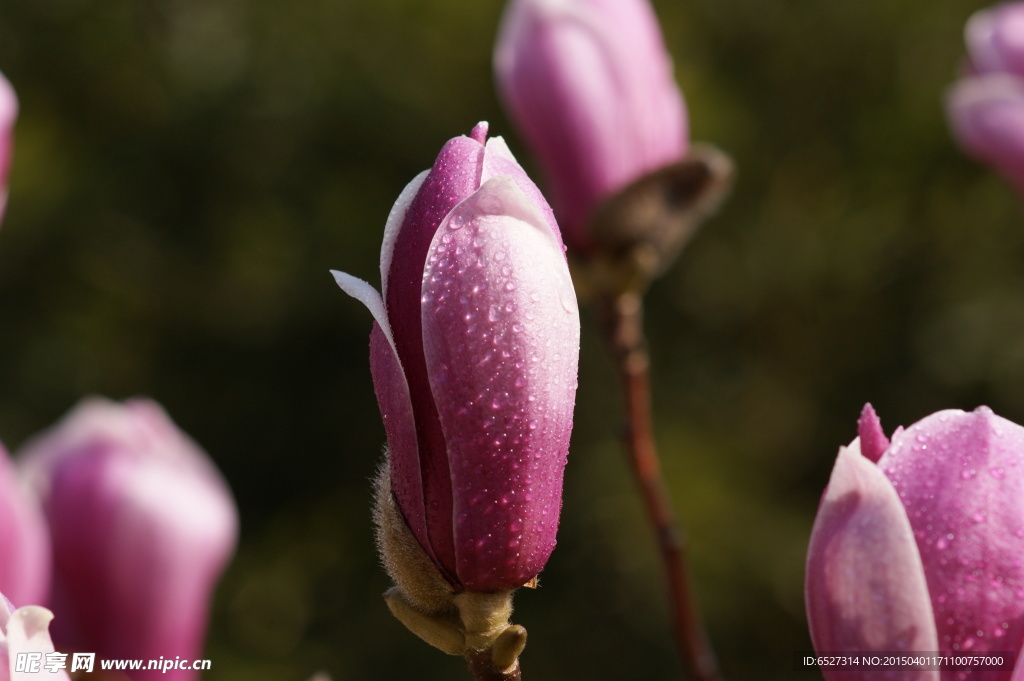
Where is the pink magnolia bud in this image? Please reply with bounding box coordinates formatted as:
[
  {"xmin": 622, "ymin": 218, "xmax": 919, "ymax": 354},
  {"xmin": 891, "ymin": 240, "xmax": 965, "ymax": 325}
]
[
  {"xmin": 18, "ymin": 398, "xmax": 238, "ymax": 681},
  {"xmin": 965, "ymin": 2, "xmax": 1024, "ymax": 76},
  {"xmin": 807, "ymin": 404, "xmax": 1024, "ymax": 680},
  {"xmin": 947, "ymin": 74, "xmax": 1024, "ymax": 194},
  {"xmin": 947, "ymin": 3, "xmax": 1024, "ymax": 193},
  {"xmin": 0, "ymin": 71, "xmax": 17, "ymax": 226},
  {"xmin": 494, "ymin": 0, "xmax": 688, "ymax": 253},
  {"xmin": 0, "ymin": 594, "xmax": 70, "ymax": 681},
  {"xmin": 0, "ymin": 447, "xmax": 49, "ymax": 609},
  {"xmin": 333, "ymin": 122, "xmax": 580, "ymax": 593}
]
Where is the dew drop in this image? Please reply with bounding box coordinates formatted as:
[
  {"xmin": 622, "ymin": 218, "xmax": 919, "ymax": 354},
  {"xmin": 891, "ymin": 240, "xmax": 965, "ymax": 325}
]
[{"xmin": 559, "ymin": 288, "xmax": 575, "ymax": 313}]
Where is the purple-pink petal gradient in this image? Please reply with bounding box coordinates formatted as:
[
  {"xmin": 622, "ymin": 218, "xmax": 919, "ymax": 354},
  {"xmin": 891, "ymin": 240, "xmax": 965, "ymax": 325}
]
[
  {"xmin": 806, "ymin": 441, "xmax": 939, "ymax": 681},
  {"xmin": 807, "ymin": 405, "xmax": 1024, "ymax": 680},
  {"xmin": 17, "ymin": 398, "xmax": 238, "ymax": 681},
  {"xmin": 947, "ymin": 74, "xmax": 1024, "ymax": 194},
  {"xmin": 494, "ymin": 0, "xmax": 688, "ymax": 253},
  {"xmin": 0, "ymin": 71, "xmax": 17, "ymax": 226},
  {"xmin": 0, "ymin": 447, "xmax": 49, "ymax": 609},
  {"xmin": 333, "ymin": 122, "xmax": 580, "ymax": 592},
  {"xmin": 948, "ymin": 2, "xmax": 1024, "ymax": 193},
  {"xmin": 966, "ymin": 2, "xmax": 1024, "ymax": 76},
  {"xmin": 0, "ymin": 595, "xmax": 71, "ymax": 681}
]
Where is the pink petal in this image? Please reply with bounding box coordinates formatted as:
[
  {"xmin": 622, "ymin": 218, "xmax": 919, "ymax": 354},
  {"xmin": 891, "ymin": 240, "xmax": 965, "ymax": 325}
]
[
  {"xmin": 0, "ymin": 447, "xmax": 50, "ymax": 608},
  {"xmin": 368, "ymin": 322, "xmax": 438, "ymax": 575},
  {"xmin": 380, "ymin": 170, "xmax": 429, "ymax": 302},
  {"xmin": 18, "ymin": 398, "xmax": 237, "ymax": 681},
  {"xmin": 6, "ymin": 606, "xmax": 70, "ymax": 681},
  {"xmin": 967, "ymin": 3, "xmax": 1024, "ymax": 77},
  {"xmin": 420, "ymin": 176, "xmax": 579, "ymax": 590},
  {"xmin": 1008, "ymin": 639, "xmax": 1024, "ymax": 681},
  {"xmin": 0, "ymin": 71, "xmax": 17, "ymax": 226},
  {"xmin": 494, "ymin": 0, "xmax": 687, "ymax": 251},
  {"xmin": 332, "ymin": 270, "xmax": 430, "ymax": 561},
  {"xmin": 806, "ymin": 442, "xmax": 938, "ymax": 680},
  {"xmin": 878, "ymin": 407, "xmax": 1024, "ymax": 657},
  {"xmin": 858, "ymin": 403, "xmax": 890, "ymax": 464},
  {"xmin": 482, "ymin": 136, "xmax": 564, "ymax": 253},
  {"xmin": 381, "ymin": 133, "xmax": 488, "ymax": 580},
  {"xmin": 946, "ymin": 73, "xmax": 1024, "ymax": 194}
]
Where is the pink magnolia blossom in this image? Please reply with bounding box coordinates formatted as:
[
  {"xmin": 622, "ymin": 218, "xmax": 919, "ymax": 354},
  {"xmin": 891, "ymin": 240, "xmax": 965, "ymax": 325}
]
[
  {"xmin": 18, "ymin": 398, "xmax": 238, "ymax": 681},
  {"xmin": 0, "ymin": 595, "xmax": 70, "ymax": 681},
  {"xmin": 947, "ymin": 2, "xmax": 1024, "ymax": 193},
  {"xmin": 333, "ymin": 122, "xmax": 580, "ymax": 592},
  {"xmin": 0, "ymin": 447, "xmax": 49, "ymax": 609},
  {"xmin": 494, "ymin": 0, "xmax": 688, "ymax": 253},
  {"xmin": 964, "ymin": 2, "xmax": 1024, "ymax": 76},
  {"xmin": 806, "ymin": 404, "xmax": 1024, "ymax": 680},
  {"xmin": 0, "ymin": 71, "xmax": 17, "ymax": 225}
]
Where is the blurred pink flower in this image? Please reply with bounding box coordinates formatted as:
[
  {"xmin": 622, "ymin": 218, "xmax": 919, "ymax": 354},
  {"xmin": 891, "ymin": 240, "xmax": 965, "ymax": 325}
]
[
  {"xmin": 948, "ymin": 2, "xmax": 1024, "ymax": 194},
  {"xmin": 806, "ymin": 404, "xmax": 1024, "ymax": 680},
  {"xmin": 333, "ymin": 122, "xmax": 579, "ymax": 592},
  {"xmin": 18, "ymin": 398, "xmax": 237, "ymax": 681},
  {"xmin": 965, "ymin": 1, "xmax": 1024, "ymax": 76},
  {"xmin": 0, "ymin": 447, "xmax": 49, "ymax": 609},
  {"xmin": 494, "ymin": 0, "xmax": 688, "ymax": 253},
  {"xmin": 0, "ymin": 71, "xmax": 17, "ymax": 226},
  {"xmin": 0, "ymin": 594, "xmax": 70, "ymax": 681}
]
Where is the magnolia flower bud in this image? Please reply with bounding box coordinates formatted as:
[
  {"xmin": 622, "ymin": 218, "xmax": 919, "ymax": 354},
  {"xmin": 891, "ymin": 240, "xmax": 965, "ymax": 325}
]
[
  {"xmin": 947, "ymin": 74, "xmax": 1024, "ymax": 195},
  {"xmin": 0, "ymin": 447, "xmax": 49, "ymax": 608},
  {"xmin": 0, "ymin": 594, "xmax": 70, "ymax": 681},
  {"xmin": 948, "ymin": 2, "xmax": 1024, "ymax": 193},
  {"xmin": 0, "ymin": 71, "xmax": 17, "ymax": 226},
  {"xmin": 18, "ymin": 398, "xmax": 238, "ymax": 681},
  {"xmin": 965, "ymin": 2, "xmax": 1024, "ymax": 76},
  {"xmin": 806, "ymin": 404, "xmax": 1024, "ymax": 679},
  {"xmin": 333, "ymin": 122, "xmax": 579, "ymax": 660},
  {"xmin": 494, "ymin": 0, "xmax": 688, "ymax": 254}
]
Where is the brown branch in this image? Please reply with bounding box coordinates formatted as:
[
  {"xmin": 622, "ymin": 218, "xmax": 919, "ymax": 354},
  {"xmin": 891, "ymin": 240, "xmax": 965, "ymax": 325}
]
[{"xmin": 598, "ymin": 290, "xmax": 722, "ymax": 681}]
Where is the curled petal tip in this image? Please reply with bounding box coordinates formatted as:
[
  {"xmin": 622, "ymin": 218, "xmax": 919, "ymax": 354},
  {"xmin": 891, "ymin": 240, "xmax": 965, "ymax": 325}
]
[
  {"xmin": 857, "ymin": 403, "xmax": 889, "ymax": 463},
  {"xmin": 470, "ymin": 122, "xmax": 489, "ymax": 143}
]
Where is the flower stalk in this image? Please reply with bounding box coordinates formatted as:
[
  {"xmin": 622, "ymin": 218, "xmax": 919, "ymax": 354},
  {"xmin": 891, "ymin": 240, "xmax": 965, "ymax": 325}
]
[
  {"xmin": 596, "ymin": 289, "xmax": 721, "ymax": 681},
  {"xmin": 577, "ymin": 143, "xmax": 732, "ymax": 681}
]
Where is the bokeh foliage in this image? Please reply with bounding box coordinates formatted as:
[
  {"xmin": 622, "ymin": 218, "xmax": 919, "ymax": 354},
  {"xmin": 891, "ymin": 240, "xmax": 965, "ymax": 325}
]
[{"xmin": 1, "ymin": 0, "xmax": 1022, "ymax": 679}]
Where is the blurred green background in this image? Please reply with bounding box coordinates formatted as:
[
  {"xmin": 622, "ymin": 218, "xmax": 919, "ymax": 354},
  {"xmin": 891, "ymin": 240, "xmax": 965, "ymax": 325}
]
[{"xmin": 1, "ymin": 0, "xmax": 1022, "ymax": 679}]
